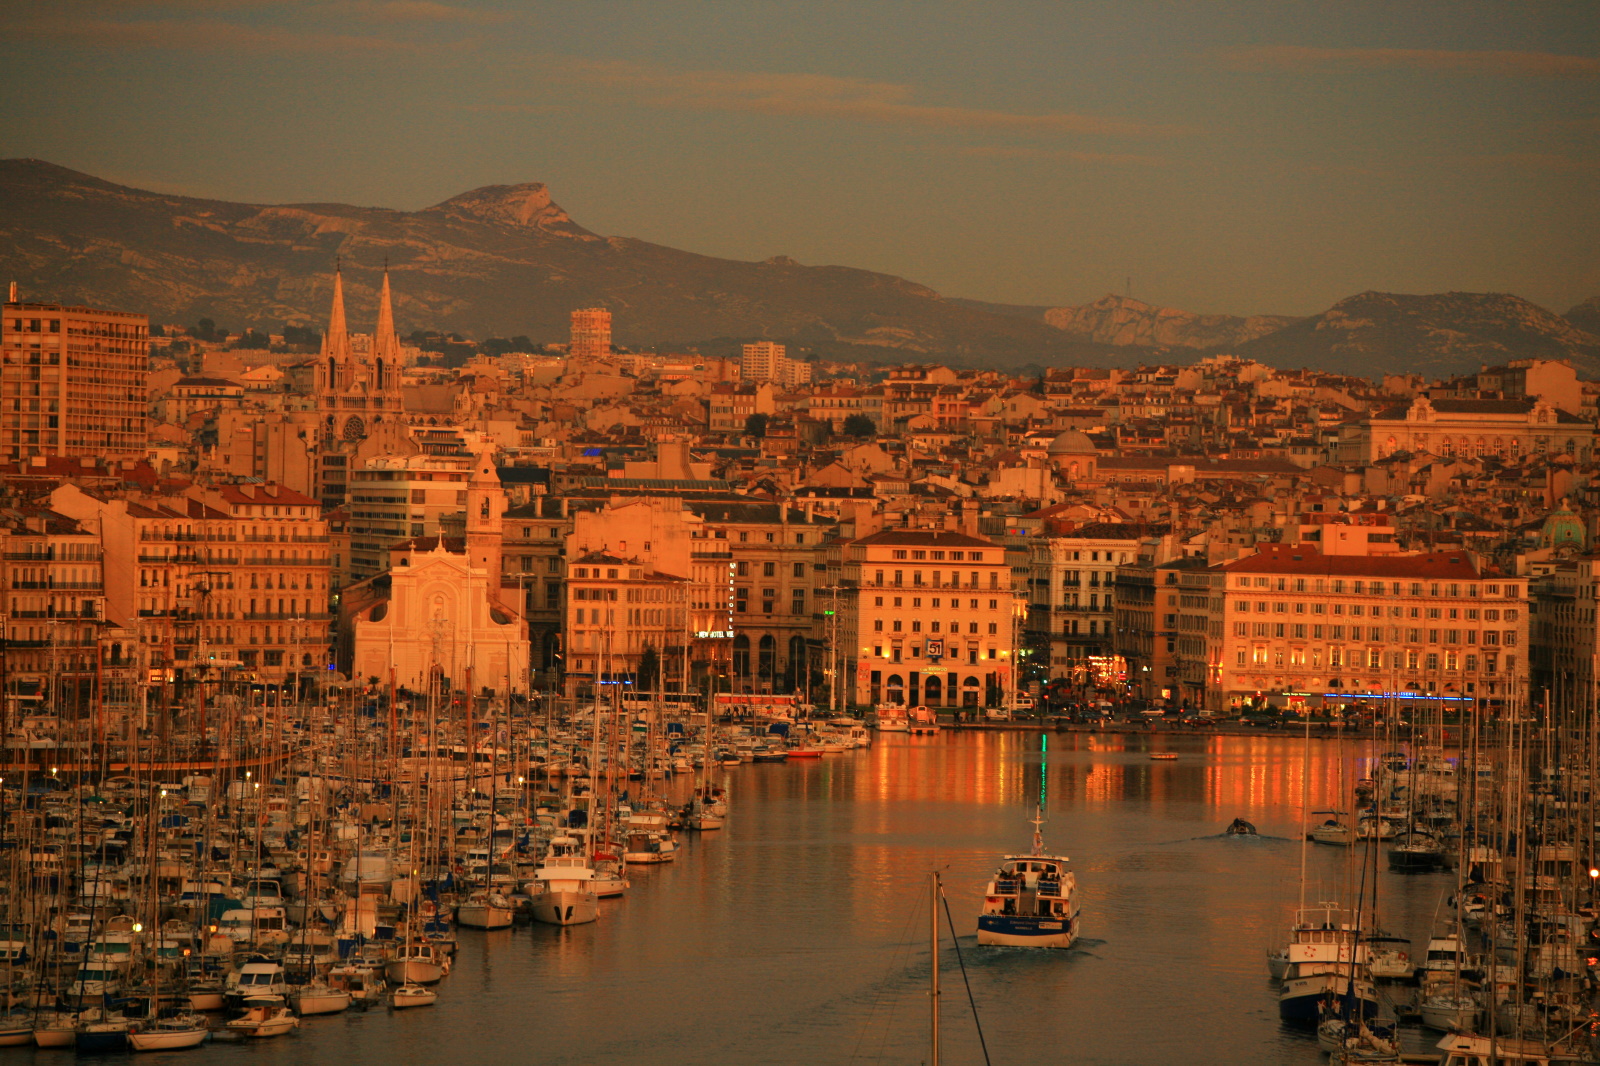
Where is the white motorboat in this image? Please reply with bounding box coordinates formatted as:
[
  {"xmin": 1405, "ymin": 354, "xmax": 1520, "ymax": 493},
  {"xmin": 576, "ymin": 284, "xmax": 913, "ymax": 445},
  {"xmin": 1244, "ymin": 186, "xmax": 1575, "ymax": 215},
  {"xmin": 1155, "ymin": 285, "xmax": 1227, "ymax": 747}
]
[
  {"xmin": 455, "ymin": 890, "xmax": 516, "ymax": 930},
  {"xmin": 1363, "ymin": 935, "xmax": 1413, "ymax": 981},
  {"xmin": 390, "ymin": 984, "xmax": 437, "ymax": 1009},
  {"xmin": 223, "ymin": 997, "xmax": 298, "ymax": 1038},
  {"xmin": 526, "ymin": 836, "xmax": 600, "ymax": 926},
  {"xmin": 326, "ymin": 962, "xmax": 386, "ymax": 1007},
  {"xmin": 289, "ymin": 982, "xmax": 352, "ymax": 1016},
  {"xmin": 621, "ymin": 830, "xmax": 677, "ymax": 864}
]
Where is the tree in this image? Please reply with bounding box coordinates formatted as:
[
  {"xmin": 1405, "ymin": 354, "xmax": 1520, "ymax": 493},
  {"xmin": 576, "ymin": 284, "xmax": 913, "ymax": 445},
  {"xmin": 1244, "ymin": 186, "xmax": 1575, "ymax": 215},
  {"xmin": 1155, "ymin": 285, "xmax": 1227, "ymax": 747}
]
[
  {"xmin": 637, "ymin": 643, "xmax": 660, "ymax": 695},
  {"xmin": 231, "ymin": 329, "xmax": 271, "ymax": 350},
  {"xmin": 841, "ymin": 414, "xmax": 875, "ymax": 438},
  {"xmin": 744, "ymin": 412, "xmax": 770, "ymax": 438}
]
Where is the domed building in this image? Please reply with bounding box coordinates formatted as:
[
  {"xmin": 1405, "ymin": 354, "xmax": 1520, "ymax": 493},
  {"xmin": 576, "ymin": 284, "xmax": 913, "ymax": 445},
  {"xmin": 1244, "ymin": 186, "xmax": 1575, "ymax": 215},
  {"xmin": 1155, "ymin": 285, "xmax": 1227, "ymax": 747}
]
[
  {"xmin": 1045, "ymin": 430, "xmax": 1098, "ymax": 482},
  {"xmin": 1540, "ymin": 504, "xmax": 1588, "ymax": 551}
]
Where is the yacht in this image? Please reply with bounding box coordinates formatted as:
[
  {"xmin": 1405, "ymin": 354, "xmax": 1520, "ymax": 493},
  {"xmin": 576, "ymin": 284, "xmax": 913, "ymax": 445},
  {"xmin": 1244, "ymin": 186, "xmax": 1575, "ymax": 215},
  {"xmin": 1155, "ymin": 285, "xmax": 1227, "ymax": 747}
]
[
  {"xmin": 976, "ymin": 812, "xmax": 1079, "ymax": 948},
  {"xmin": 526, "ymin": 835, "xmax": 600, "ymax": 926}
]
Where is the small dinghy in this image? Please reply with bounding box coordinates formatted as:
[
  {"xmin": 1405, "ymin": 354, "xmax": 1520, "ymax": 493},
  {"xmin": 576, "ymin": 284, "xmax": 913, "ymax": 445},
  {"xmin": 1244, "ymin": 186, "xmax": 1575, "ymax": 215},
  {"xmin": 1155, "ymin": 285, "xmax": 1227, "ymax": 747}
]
[{"xmin": 1225, "ymin": 817, "xmax": 1258, "ymax": 836}]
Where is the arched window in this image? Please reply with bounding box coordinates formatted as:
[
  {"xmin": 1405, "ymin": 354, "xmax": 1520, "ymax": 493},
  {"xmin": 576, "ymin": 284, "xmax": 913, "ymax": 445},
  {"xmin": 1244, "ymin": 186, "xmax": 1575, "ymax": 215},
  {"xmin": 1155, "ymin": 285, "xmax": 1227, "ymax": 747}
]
[
  {"xmin": 924, "ymin": 674, "xmax": 943, "ymax": 704},
  {"xmin": 732, "ymin": 635, "xmax": 750, "ymax": 677},
  {"xmin": 375, "ymin": 357, "xmax": 385, "ymax": 390},
  {"xmin": 886, "ymin": 673, "xmax": 905, "ymax": 704},
  {"xmin": 758, "ymin": 635, "xmax": 776, "ymax": 679},
  {"xmin": 787, "ymin": 635, "xmax": 807, "ymax": 689}
]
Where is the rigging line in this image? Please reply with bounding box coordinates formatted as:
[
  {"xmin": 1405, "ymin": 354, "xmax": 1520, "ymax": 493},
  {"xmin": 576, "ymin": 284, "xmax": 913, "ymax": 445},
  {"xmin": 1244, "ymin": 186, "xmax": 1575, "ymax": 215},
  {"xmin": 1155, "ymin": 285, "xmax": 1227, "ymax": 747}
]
[
  {"xmin": 846, "ymin": 881, "xmax": 926, "ymax": 1066},
  {"xmin": 939, "ymin": 889, "xmax": 992, "ymax": 1066}
]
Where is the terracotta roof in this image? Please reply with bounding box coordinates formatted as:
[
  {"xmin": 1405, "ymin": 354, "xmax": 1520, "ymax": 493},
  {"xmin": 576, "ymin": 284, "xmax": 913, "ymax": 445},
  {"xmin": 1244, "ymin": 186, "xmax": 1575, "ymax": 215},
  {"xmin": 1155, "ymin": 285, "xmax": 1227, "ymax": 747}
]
[
  {"xmin": 1220, "ymin": 543, "xmax": 1482, "ymax": 579},
  {"xmin": 852, "ymin": 529, "xmax": 994, "ymax": 548}
]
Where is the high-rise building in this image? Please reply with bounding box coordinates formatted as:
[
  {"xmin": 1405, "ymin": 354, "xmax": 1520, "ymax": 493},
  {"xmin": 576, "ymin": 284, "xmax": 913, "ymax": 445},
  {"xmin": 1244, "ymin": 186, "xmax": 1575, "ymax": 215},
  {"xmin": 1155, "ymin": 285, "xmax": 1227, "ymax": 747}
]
[
  {"xmin": 741, "ymin": 342, "xmax": 812, "ymax": 387},
  {"xmin": 1, "ymin": 298, "xmax": 148, "ymax": 461},
  {"xmin": 569, "ymin": 308, "xmax": 612, "ymax": 362}
]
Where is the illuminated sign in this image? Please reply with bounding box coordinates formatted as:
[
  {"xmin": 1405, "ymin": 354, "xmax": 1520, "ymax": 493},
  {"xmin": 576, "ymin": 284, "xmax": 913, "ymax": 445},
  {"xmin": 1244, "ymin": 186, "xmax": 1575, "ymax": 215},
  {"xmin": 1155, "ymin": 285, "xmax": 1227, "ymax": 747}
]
[{"xmin": 926, "ymin": 638, "xmax": 943, "ymax": 659}]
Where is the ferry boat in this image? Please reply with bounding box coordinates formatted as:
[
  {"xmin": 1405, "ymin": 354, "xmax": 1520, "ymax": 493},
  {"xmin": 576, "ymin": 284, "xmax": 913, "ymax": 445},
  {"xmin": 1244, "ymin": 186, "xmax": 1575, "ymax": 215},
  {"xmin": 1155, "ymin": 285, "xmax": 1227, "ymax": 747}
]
[
  {"xmin": 1276, "ymin": 906, "xmax": 1380, "ymax": 1024},
  {"xmin": 976, "ymin": 811, "xmax": 1079, "ymax": 948}
]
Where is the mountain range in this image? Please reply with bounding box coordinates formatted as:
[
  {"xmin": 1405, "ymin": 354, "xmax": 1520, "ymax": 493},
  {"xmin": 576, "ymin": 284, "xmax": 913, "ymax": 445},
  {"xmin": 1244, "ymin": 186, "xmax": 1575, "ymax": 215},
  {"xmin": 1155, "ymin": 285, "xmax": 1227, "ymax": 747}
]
[{"xmin": 2, "ymin": 158, "xmax": 1597, "ymax": 379}]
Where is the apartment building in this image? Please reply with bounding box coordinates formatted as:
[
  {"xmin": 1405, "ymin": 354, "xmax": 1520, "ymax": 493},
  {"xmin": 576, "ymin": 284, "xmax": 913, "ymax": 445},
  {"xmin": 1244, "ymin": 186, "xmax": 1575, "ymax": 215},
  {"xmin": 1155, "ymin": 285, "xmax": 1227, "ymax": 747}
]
[
  {"xmin": 1, "ymin": 299, "xmax": 148, "ymax": 461},
  {"xmin": 341, "ymin": 453, "xmax": 478, "ymax": 585},
  {"xmin": 0, "ymin": 509, "xmax": 113, "ymax": 715},
  {"xmin": 51, "ymin": 481, "xmax": 332, "ymax": 687},
  {"xmin": 740, "ymin": 342, "xmax": 812, "ymax": 388},
  {"xmin": 1216, "ymin": 543, "xmax": 1528, "ymax": 713},
  {"xmin": 842, "ymin": 529, "xmax": 1020, "ymax": 710},
  {"xmin": 1028, "ymin": 523, "xmax": 1160, "ymax": 683}
]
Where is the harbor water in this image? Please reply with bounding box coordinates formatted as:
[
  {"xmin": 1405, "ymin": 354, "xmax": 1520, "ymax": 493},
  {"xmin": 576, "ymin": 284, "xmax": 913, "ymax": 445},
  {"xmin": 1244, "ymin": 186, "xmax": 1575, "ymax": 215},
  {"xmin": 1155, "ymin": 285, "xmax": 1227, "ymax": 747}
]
[{"xmin": 69, "ymin": 729, "xmax": 1454, "ymax": 1064}]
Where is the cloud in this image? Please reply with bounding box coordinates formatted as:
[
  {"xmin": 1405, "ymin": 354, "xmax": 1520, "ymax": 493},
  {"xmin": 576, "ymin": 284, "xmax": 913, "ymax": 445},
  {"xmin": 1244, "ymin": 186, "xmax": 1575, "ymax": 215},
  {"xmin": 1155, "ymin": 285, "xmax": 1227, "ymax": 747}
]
[
  {"xmin": 950, "ymin": 145, "xmax": 1167, "ymax": 165},
  {"xmin": 545, "ymin": 58, "xmax": 1184, "ymax": 139},
  {"xmin": 1463, "ymin": 152, "xmax": 1600, "ymax": 173},
  {"xmin": 0, "ymin": 14, "xmax": 428, "ymax": 51},
  {"xmin": 1218, "ymin": 45, "xmax": 1600, "ymax": 77}
]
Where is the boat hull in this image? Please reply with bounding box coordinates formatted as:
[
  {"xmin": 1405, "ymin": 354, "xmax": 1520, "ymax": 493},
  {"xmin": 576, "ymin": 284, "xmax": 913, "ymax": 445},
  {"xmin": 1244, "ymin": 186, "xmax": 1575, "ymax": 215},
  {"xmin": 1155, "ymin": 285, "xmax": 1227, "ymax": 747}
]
[
  {"xmin": 530, "ymin": 890, "xmax": 598, "ymax": 926},
  {"xmin": 455, "ymin": 902, "xmax": 515, "ymax": 930},
  {"xmin": 128, "ymin": 1026, "xmax": 209, "ymax": 1051},
  {"xmin": 75, "ymin": 1026, "xmax": 130, "ymax": 1053},
  {"xmin": 291, "ymin": 990, "xmax": 351, "ymax": 1016},
  {"xmin": 976, "ymin": 914, "xmax": 1075, "ymax": 948},
  {"xmin": 384, "ymin": 959, "xmax": 444, "ymax": 985},
  {"xmin": 34, "ymin": 1026, "xmax": 75, "ymax": 1048},
  {"xmin": 1279, "ymin": 975, "xmax": 1379, "ymax": 1024}
]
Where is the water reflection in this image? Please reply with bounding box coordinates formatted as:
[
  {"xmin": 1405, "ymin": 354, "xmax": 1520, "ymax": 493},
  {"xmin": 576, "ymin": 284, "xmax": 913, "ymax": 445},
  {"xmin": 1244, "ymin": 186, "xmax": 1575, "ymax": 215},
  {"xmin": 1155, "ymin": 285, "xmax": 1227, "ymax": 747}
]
[{"xmin": 158, "ymin": 730, "xmax": 1451, "ymax": 1066}]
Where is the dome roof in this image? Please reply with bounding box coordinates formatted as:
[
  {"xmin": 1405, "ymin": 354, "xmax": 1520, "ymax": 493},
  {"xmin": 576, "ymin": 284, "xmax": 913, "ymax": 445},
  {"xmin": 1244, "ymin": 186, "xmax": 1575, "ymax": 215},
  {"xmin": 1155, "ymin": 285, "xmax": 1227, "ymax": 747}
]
[
  {"xmin": 1541, "ymin": 507, "xmax": 1586, "ymax": 550},
  {"xmin": 1046, "ymin": 430, "xmax": 1097, "ymax": 456}
]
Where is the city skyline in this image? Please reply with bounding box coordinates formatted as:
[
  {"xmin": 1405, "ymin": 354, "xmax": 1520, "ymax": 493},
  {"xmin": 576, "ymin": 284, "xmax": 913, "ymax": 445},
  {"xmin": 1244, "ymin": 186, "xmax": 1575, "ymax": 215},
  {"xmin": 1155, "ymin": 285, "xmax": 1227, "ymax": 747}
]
[{"xmin": 1, "ymin": 1, "xmax": 1595, "ymax": 317}]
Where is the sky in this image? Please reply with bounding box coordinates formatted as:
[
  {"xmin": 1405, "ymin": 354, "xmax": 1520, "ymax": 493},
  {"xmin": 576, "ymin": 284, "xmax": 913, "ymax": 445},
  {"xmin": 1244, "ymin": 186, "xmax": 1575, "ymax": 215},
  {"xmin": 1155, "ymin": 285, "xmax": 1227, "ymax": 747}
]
[{"xmin": 1, "ymin": 0, "xmax": 1597, "ymax": 317}]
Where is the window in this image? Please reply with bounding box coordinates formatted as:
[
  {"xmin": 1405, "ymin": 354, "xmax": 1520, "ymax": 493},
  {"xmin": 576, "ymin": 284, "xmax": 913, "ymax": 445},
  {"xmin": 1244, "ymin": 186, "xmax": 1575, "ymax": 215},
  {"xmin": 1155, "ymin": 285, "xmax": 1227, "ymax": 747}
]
[
  {"xmin": 736, "ymin": 561, "xmax": 749, "ymax": 577},
  {"xmin": 793, "ymin": 562, "xmax": 804, "ymax": 578},
  {"xmin": 874, "ymin": 619, "xmax": 883, "ymax": 631},
  {"xmin": 892, "ymin": 550, "xmax": 907, "ymax": 560}
]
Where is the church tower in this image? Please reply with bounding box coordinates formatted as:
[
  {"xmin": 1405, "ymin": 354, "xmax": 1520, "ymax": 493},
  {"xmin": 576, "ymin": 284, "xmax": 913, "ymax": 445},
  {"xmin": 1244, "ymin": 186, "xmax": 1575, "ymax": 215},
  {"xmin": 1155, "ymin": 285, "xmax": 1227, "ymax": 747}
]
[
  {"xmin": 465, "ymin": 448, "xmax": 506, "ymax": 590},
  {"xmin": 315, "ymin": 264, "xmax": 406, "ymax": 444}
]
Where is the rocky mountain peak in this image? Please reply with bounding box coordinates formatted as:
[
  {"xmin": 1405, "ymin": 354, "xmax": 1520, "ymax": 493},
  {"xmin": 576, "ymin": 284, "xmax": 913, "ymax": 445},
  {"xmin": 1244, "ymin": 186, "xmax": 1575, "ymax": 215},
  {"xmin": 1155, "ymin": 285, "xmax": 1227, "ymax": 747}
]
[
  {"xmin": 421, "ymin": 182, "xmax": 595, "ymax": 238},
  {"xmin": 1044, "ymin": 292, "xmax": 1298, "ymax": 349}
]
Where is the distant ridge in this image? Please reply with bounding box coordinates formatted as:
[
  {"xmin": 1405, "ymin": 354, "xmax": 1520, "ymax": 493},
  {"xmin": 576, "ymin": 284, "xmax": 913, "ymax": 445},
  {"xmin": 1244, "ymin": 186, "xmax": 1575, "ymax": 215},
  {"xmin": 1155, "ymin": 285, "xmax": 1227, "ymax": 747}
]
[
  {"xmin": 0, "ymin": 158, "xmax": 1126, "ymax": 368},
  {"xmin": 0, "ymin": 158, "xmax": 1594, "ymax": 378},
  {"xmin": 1231, "ymin": 290, "xmax": 1600, "ymax": 379}
]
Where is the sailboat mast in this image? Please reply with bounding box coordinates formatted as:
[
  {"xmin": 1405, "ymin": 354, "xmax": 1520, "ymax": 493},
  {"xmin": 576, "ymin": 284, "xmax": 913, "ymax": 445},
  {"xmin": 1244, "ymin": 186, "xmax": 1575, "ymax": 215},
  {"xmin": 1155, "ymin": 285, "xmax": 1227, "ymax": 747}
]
[{"xmin": 929, "ymin": 870, "xmax": 941, "ymax": 1066}]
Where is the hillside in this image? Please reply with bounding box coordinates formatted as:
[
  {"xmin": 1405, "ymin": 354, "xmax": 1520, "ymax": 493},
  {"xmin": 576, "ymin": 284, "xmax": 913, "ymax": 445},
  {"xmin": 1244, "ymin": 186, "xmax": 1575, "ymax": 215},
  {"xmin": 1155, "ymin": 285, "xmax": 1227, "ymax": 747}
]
[
  {"xmin": 0, "ymin": 159, "xmax": 1128, "ymax": 368},
  {"xmin": 1042, "ymin": 293, "xmax": 1299, "ymax": 349},
  {"xmin": 1231, "ymin": 290, "xmax": 1600, "ymax": 379}
]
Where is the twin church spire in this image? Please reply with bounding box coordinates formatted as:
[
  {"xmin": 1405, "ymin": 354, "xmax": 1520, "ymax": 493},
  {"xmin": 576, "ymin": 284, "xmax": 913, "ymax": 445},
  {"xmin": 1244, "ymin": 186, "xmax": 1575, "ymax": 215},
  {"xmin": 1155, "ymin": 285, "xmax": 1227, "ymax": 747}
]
[{"xmin": 317, "ymin": 263, "xmax": 402, "ymax": 433}]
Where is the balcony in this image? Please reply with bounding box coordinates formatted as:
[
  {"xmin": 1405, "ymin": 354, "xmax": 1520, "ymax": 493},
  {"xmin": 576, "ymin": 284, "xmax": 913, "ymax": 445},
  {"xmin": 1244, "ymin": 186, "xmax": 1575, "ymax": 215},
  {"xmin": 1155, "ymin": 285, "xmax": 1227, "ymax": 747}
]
[{"xmin": 242, "ymin": 613, "xmax": 331, "ymax": 621}]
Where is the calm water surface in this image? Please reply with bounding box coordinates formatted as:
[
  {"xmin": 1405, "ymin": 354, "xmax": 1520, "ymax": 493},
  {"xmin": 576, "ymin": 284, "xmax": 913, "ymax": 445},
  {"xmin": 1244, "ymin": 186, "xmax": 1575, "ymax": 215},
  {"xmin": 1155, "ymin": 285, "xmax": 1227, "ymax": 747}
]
[{"xmin": 111, "ymin": 730, "xmax": 1459, "ymax": 1065}]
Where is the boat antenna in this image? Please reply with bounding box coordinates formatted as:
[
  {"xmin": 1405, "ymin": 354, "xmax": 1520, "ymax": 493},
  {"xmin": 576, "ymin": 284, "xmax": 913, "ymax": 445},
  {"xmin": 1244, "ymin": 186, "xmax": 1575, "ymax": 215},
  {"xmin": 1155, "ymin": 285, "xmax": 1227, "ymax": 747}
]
[{"xmin": 1032, "ymin": 732, "xmax": 1047, "ymax": 857}]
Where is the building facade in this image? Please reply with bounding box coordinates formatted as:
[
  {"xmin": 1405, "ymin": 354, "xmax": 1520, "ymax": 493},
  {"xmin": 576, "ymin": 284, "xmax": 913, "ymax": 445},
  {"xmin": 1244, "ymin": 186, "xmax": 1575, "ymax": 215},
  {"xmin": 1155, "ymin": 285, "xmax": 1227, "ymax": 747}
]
[
  {"xmin": 1, "ymin": 299, "xmax": 148, "ymax": 461},
  {"xmin": 842, "ymin": 530, "xmax": 1020, "ymax": 711}
]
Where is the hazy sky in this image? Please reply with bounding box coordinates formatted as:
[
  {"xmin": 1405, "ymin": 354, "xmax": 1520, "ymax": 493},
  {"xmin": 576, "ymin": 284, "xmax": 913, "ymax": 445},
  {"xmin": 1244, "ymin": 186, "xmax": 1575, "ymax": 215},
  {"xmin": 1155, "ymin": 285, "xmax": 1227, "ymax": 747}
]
[{"xmin": 2, "ymin": 1, "xmax": 1596, "ymax": 316}]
